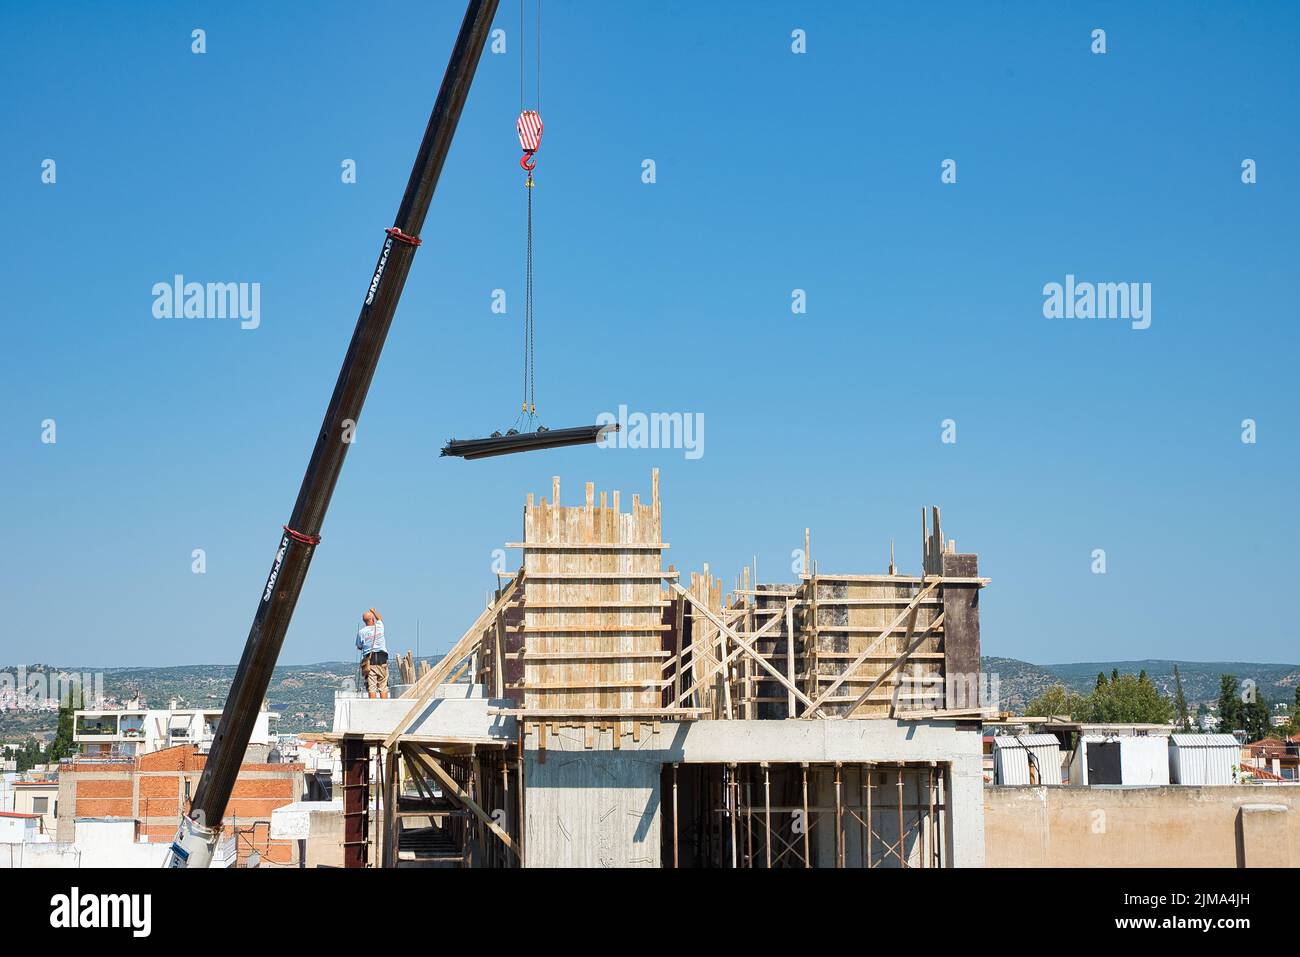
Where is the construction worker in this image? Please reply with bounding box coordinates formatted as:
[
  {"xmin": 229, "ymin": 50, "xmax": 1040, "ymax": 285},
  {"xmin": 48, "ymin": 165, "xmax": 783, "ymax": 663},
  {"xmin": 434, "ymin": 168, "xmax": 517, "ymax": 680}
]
[{"xmin": 356, "ymin": 608, "xmax": 390, "ymax": 699}]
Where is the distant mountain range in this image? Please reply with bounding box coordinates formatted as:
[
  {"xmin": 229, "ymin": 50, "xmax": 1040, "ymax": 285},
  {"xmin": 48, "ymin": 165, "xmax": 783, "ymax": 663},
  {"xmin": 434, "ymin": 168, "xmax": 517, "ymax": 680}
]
[
  {"xmin": 985, "ymin": 657, "xmax": 1300, "ymax": 714},
  {"xmin": 3, "ymin": 657, "xmax": 1297, "ymax": 741}
]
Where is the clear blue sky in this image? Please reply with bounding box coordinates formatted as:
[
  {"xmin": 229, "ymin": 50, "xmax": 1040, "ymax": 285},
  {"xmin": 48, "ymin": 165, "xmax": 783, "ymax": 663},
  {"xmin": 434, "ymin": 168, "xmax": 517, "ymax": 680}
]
[{"xmin": 2, "ymin": 2, "xmax": 1296, "ymax": 669}]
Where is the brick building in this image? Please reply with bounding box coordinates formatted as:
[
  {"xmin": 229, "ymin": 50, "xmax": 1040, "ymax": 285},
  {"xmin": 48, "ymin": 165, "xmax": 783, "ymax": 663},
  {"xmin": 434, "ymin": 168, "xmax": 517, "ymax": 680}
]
[{"xmin": 57, "ymin": 744, "xmax": 305, "ymax": 865}]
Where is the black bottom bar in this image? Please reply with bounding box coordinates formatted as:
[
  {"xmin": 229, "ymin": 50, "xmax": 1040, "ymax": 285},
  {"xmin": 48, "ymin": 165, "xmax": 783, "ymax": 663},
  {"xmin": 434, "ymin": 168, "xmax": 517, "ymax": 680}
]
[{"xmin": 441, "ymin": 423, "xmax": 618, "ymax": 460}]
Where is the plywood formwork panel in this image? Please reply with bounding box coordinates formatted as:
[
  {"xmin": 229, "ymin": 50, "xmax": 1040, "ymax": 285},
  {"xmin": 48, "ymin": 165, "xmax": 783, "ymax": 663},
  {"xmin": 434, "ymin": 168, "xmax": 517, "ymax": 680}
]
[
  {"xmin": 520, "ymin": 473, "xmax": 666, "ymax": 721},
  {"xmin": 685, "ymin": 567, "xmax": 725, "ymax": 717},
  {"xmin": 748, "ymin": 584, "xmax": 803, "ymax": 720},
  {"xmin": 812, "ymin": 576, "xmax": 945, "ymax": 717}
]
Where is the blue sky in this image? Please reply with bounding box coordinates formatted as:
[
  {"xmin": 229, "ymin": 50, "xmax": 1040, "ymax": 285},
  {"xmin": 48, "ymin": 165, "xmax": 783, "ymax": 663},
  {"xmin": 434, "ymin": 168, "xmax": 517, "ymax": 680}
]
[{"xmin": 1, "ymin": 1, "xmax": 1296, "ymax": 669}]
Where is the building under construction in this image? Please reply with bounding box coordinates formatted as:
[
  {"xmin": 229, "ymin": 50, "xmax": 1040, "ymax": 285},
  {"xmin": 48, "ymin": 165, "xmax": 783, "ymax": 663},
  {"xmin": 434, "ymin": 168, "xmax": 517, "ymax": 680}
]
[{"xmin": 329, "ymin": 469, "xmax": 992, "ymax": 868}]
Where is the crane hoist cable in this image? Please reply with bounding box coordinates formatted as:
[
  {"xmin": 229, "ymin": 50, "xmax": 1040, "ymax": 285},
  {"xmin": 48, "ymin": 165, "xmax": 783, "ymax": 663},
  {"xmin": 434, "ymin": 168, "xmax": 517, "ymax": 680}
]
[
  {"xmin": 441, "ymin": 0, "xmax": 619, "ymax": 460},
  {"xmin": 517, "ymin": 111, "xmax": 540, "ymax": 429},
  {"xmin": 515, "ymin": 0, "xmax": 542, "ymax": 430}
]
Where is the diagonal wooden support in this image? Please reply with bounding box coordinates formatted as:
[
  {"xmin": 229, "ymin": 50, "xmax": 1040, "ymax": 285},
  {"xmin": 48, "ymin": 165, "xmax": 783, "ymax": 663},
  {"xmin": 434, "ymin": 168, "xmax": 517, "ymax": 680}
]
[
  {"xmin": 672, "ymin": 584, "xmax": 819, "ymax": 714},
  {"xmin": 383, "ymin": 573, "xmax": 522, "ymax": 749},
  {"xmin": 804, "ymin": 578, "xmax": 941, "ymax": 714},
  {"xmin": 843, "ymin": 612, "xmax": 944, "ymax": 718},
  {"xmin": 410, "ymin": 748, "xmax": 520, "ymax": 861},
  {"xmin": 671, "ymin": 601, "xmax": 790, "ymax": 708}
]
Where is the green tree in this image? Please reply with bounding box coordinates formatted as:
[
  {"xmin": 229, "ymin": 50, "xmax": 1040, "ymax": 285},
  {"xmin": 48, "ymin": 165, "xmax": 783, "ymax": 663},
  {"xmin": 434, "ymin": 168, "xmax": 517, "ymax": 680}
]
[
  {"xmin": 1173, "ymin": 666, "xmax": 1191, "ymax": 731},
  {"xmin": 1026, "ymin": 683, "xmax": 1088, "ymax": 720},
  {"xmin": 1095, "ymin": 672, "xmax": 1108, "ymax": 692},
  {"xmin": 1082, "ymin": 671, "xmax": 1174, "ymax": 724},
  {"xmin": 47, "ymin": 681, "xmax": 80, "ymax": 764},
  {"xmin": 16, "ymin": 737, "xmax": 43, "ymax": 773},
  {"xmin": 1217, "ymin": 674, "xmax": 1241, "ymax": 733},
  {"xmin": 1243, "ymin": 696, "xmax": 1271, "ymax": 743}
]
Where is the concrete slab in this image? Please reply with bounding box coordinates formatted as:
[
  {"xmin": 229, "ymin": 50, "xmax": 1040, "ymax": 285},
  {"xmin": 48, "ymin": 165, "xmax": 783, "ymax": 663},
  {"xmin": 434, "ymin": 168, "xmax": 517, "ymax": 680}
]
[{"xmin": 331, "ymin": 692, "xmax": 517, "ymax": 743}]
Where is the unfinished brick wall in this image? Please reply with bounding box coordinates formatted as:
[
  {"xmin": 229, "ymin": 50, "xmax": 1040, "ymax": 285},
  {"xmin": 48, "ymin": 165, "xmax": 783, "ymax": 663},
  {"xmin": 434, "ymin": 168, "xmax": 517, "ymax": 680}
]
[{"xmin": 62, "ymin": 744, "xmax": 305, "ymax": 866}]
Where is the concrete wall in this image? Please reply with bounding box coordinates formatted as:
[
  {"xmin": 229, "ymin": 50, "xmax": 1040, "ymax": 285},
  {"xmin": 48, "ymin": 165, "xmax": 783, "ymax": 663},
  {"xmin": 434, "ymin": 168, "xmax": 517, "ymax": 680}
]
[
  {"xmin": 270, "ymin": 800, "xmax": 349, "ymax": 868},
  {"xmin": 0, "ymin": 820, "xmax": 170, "ymax": 869},
  {"xmin": 985, "ymin": 785, "xmax": 1300, "ymax": 867},
  {"xmin": 524, "ymin": 726, "xmax": 663, "ymax": 868},
  {"xmin": 523, "ymin": 719, "xmax": 985, "ymax": 868}
]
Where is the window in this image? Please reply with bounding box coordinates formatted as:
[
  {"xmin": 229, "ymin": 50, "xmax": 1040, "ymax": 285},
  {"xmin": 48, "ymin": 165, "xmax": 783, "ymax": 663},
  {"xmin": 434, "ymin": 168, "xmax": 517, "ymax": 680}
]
[{"xmin": 32, "ymin": 797, "xmax": 49, "ymax": 814}]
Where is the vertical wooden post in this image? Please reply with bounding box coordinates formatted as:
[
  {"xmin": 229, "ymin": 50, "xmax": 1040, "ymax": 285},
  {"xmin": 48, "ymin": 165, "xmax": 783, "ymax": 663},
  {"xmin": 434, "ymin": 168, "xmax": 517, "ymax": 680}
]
[
  {"xmin": 496, "ymin": 759, "xmax": 506, "ymax": 868},
  {"xmin": 925, "ymin": 763, "xmax": 935, "ymax": 869},
  {"xmin": 719, "ymin": 615, "xmax": 733, "ymax": 720},
  {"xmin": 896, "ymin": 766, "xmax": 906, "ymax": 869},
  {"xmin": 728, "ymin": 763, "xmax": 738, "ymax": 869},
  {"xmin": 865, "ymin": 764, "xmax": 873, "ymax": 869},
  {"xmin": 930, "ymin": 764, "xmax": 939, "ymax": 868},
  {"xmin": 671, "ymin": 763, "xmax": 680, "ymax": 869},
  {"xmin": 673, "ymin": 590, "xmax": 685, "ymax": 706},
  {"xmin": 834, "ymin": 762, "xmax": 844, "ymax": 868},
  {"xmin": 744, "ymin": 770, "xmax": 753, "ymax": 867},
  {"xmin": 763, "ymin": 762, "xmax": 772, "ymax": 869},
  {"xmin": 384, "ymin": 748, "xmax": 399, "ymax": 869},
  {"xmin": 492, "ymin": 583, "xmax": 506, "ymax": 700},
  {"xmin": 800, "ymin": 762, "xmax": 810, "ymax": 868},
  {"xmin": 515, "ymin": 741, "xmax": 526, "ymax": 869},
  {"xmin": 785, "ymin": 600, "xmax": 796, "ymax": 717}
]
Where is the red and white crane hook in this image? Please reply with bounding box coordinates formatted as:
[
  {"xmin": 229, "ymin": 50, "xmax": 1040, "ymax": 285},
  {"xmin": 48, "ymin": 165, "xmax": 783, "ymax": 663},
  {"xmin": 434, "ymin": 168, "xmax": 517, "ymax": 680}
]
[{"xmin": 517, "ymin": 109, "xmax": 542, "ymax": 173}]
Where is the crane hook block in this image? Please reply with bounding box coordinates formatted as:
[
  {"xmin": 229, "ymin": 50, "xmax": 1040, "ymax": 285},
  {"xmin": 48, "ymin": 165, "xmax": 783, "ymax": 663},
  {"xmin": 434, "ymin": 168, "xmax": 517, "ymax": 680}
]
[{"xmin": 517, "ymin": 110, "xmax": 543, "ymax": 171}]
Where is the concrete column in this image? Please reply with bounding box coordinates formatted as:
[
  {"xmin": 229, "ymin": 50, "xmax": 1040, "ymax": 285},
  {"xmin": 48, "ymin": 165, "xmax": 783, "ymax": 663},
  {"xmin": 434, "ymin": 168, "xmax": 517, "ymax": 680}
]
[{"xmin": 946, "ymin": 752, "xmax": 986, "ymax": 867}]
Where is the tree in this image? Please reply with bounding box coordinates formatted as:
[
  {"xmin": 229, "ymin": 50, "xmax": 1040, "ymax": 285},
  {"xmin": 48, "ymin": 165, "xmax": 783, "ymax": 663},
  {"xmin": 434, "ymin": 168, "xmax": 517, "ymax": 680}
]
[
  {"xmin": 1243, "ymin": 696, "xmax": 1271, "ymax": 743},
  {"xmin": 1082, "ymin": 671, "xmax": 1174, "ymax": 725},
  {"xmin": 1173, "ymin": 666, "xmax": 1191, "ymax": 731},
  {"xmin": 1026, "ymin": 683, "xmax": 1088, "ymax": 720},
  {"xmin": 1217, "ymin": 674, "xmax": 1241, "ymax": 733},
  {"xmin": 16, "ymin": 737, "xmax": 43, "ymax": 773},
  {"xmin": 47, "ymin": 681, "xmax": 80, "ymax": 764},
  {"xmin": 1095, "ymin": 672, "xmax": 1108, "ymax": 692}
]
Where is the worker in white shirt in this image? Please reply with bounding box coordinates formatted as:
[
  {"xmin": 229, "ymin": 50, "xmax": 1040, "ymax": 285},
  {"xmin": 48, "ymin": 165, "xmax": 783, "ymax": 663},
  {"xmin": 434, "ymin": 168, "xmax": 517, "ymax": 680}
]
[{"xmin": 356, "ymin": 608, "xmax": 390, "ymax": 699}]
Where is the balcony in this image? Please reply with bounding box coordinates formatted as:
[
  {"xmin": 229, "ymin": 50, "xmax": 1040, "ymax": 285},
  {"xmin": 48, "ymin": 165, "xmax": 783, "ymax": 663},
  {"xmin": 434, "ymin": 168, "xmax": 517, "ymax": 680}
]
[{"xmin": 74, "ymin": 716, "xmax": 119, "ymax": 739}]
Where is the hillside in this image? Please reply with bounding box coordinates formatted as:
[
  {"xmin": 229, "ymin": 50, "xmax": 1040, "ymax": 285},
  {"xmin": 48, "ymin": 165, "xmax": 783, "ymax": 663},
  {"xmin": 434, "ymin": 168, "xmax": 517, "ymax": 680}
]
[
  {"xmin": 3, "ymin": 657, "xmax": 1296, "ymax": 742},
  {"xmin": 985, "ymin": 657, "xmax": 1300, "ymax": 714}
]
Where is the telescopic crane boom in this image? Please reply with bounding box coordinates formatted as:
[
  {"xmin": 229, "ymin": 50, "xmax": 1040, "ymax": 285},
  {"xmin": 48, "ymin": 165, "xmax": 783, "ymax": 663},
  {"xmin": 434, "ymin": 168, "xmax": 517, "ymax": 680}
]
[{"xmin": 166, "ymin": 0, "xmax": 503, "ymax": 868}]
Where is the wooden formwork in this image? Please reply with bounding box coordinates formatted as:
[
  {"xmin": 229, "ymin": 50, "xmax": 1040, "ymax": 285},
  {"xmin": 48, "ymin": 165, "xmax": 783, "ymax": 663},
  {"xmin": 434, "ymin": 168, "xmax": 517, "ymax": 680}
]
[
  {"xmin": 805, "ymin": 574, "xmax": 945, "ymax": 717},
  {"xmin": 370, "ymin": 479, "xmax": 986, "ymax": 869},
  {"xmin": 685, "ymin": 567, "xmax": 725, "ymax": 717},
  {"xmin": 685, "ymin": 508, "xmax": 985, "ymax": 721},
  {"xmin": 513, "ymin": 470, "xmax": 694, "ymax": 731}
]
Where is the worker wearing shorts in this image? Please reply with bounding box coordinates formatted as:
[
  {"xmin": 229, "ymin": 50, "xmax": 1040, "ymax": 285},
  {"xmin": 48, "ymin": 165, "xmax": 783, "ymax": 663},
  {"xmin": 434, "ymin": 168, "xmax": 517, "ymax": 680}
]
[{"xmin": 356, "ymin": 608, "xmax": 390, "ymax": 699}]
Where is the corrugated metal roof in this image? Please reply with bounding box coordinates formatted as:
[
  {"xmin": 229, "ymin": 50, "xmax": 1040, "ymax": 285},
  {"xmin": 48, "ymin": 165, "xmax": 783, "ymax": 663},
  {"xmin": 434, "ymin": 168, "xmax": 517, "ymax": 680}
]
[
  {"xmin": 1169, "ymin": 733, "xmax": 1238, "ymax": 748},
  {"xmin": 991, "ymin": 734, "xmax": 1059, "ymax": 748},
  {"xmin": 992, "ymin": 734, "xmax": 1063, "ymax": 785}
]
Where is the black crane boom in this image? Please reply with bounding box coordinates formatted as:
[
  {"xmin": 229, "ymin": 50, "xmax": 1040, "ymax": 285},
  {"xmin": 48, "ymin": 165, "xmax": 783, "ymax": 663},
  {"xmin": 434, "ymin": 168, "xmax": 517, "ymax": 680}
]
[{"xmin": 170, "ymin": 0, "xmax": 502, "ymax": 867}]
